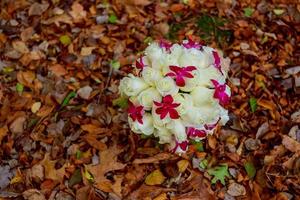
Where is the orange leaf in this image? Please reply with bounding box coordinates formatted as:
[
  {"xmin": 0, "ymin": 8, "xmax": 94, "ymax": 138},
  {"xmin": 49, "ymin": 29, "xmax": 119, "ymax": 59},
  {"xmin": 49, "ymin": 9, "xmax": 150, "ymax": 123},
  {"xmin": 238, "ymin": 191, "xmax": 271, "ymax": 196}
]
[
  {"xmin": 83, "ymin": 134, "xmax": 107, "ymax": 151},
  {"xmin": 49, "ymin": 64, "xmax": 67, "ymax": 76}
]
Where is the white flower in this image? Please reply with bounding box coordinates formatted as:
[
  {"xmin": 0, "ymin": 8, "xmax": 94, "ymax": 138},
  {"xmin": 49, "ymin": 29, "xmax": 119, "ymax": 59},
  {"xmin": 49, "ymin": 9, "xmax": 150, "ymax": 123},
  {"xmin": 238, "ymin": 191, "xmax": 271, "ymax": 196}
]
[
  {"xmin": 197, "ymin": 66, "xmax": 225, "ymax": 87},
  {"xmin": 179, "ymin": 48, "xmax": 213, "ymax": 69},
  {"xmin": 119, "ymin": 74, "xmax": 149, "ymax": 97},
  {"xmin": 152, "ymin": 106, "xmax": 171, "ymax": 127},
  {"xmin": 173, "ymin": 93, "xmax": 193, "ymax": 115},
  {"xmin": 166, "ymin": 119, "xmax": 187, "ymax": 142},
  {"xmin": 219, "ymin": 106, "xmax": 229, "ymax": 125},
  {"xmin": 142, "ymin": 67, "xmax": 163, "ymax": 86},
  {"xmin": 155, "ymin": 77, "xmax": 179, "ymax": 96},
  {"xmin": 145, "ymin": 43, "xmax": 166, "ymax": 71},
  {"xmin": 190, "ymin": 86, "xmax": 215, "ymax": 107},
  {"xmin": 128, "ymin": 113, "xmax": 154, "ymax": 135},
  {"xmin": 137, "ymin": 87, "xmax": 162, "ymax": 110},
  {"xmin": 154, "ymin": 126, "xmax": 173, "ymax": 144},
  {"xmin": 179, "ymin": 69, "xmax": 201, "ymax": 92}
]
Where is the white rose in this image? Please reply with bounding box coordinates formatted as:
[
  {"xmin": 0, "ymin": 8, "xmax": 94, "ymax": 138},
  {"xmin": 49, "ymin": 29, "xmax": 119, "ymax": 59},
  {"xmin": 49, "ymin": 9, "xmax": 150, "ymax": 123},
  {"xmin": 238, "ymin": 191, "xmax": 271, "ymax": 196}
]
[
  {"xmin": 161, "ymin": 44, "xmax": 184, "ymax": 75},
  {"xmin": 182, "ymin": 104, "xmax": 220, "ymax": 126},
  {"xmin": 155, "ymin": 77, "xmax": 179, "ymax": 96},
  {"xmin": 219, "ymin": 106, "xmax": 229, "ymax": 126},
  {"xmin": 142, "ymin": 67, "xmax": 163, "ymax": 86},
  {"xmin": 166, "ymin": 119, "xmax": 187, "ymax": 142},
  {"xmin": 173, "ymin": 93, "xmax": 193, "ymax": 115},
  {"xmin": 154, "ymin": 126, "xmax": 173, "ymax": 144},
  {"xmin": 190, "ymin": 86, "xmax": 216, "ymax": 107},
  {"xmin": 179, "ymin": 48, "xmax": 213, "ymax": 69},
  {"xmin": 145, "ymin": 43, "xmax": 166, "ymax": 71},
  {"xmin": 197, "ymin": 66, "xmax": 225, "ymax": 87},
  {"xmin": 119, "ymin": 74, "xmax": 149, "ymax": 97},
  {"xmin": 137, "ymin": 87, "xmax": 162, "ymax": 110},
  {"xmin": 179, "ymin": 69, "xmax": 201, "ymax": 92},
  {"xmin": 128, "ymin": 113, "xmax": 154, "ymax": 135}
]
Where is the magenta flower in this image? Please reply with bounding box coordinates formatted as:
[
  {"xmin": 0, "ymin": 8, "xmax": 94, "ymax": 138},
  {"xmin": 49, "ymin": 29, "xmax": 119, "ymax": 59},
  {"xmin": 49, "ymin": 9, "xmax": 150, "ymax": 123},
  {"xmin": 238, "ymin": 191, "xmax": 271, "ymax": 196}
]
[
  {"xmin": 159, "ymin": 39, "xmax": 173, "ymax": 52},
  {"xmin": 166, "ymin": 65, "xmax": 197, "ymax": 87},
  {"xmin": 128, "ymin": 101, "xmax": 144, "ymax": 124},
  {"xmin": 187, "ymin": 127, "xmax": 207, "ymax": 138},
  {"xmin": 204, "ymin": 118, "xmax": 220, "ymax": 130},
  {"xmin": 182, "ymin": 38, "xmax": 202, "ymax": 49},
  {"xmin": 154, "ymin": 95, "xmax": 180, "ymax": 120},
  {"xmin": 171, "ymin": 140, "xmax": 188, "ymax": 153},
  {"xmin": 211, "ymin": 80, "xmax": 230, "ymax": 107},
  {"xmin": 212, "ymin": 51, "xmax": 223, "ymax": 75},
  {"xmin": 135, "ymin": 56, "xmax": 146, "ymax": 71}
]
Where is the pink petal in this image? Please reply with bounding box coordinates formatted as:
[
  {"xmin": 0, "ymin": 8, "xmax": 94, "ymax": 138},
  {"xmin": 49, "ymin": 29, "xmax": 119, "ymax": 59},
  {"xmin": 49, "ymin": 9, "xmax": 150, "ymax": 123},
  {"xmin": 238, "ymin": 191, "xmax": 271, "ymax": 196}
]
[
  {"xmin": 212, "ymin": 51, "xmax": 220, "ymax": 67},
  {"xmin": 178, "ymin": 141, "xmax": 188, "ymax": 151},
  {"xmin": 194, "ymin": 130, "xmax": 206, "ymax": 137},
  {"xmin": 163, "ymin": 95, "xmax": 173, "ymax": 104},
  {"xmin": 176, "ymin": 76, "xmax": 185, "ymax": 87},
  {"xmin": 169, "ymin": 109, "xmax": 179, "ymax": 119},
  {"xmin": 166, "ymin": 72, "xmax": 176, "ymax": 77},
  {"xmin": 181, "ymin": 71, "xmax": 194, "ymax": 78},
  {"xmin": 153, "ymin": 101, "xmax": 162, "ymax": 106},
  {"xmin": 137, "ymin": 117, "xmax": 144, "ymax": 124},
  {"xmin": 160, "ymin": 110, "xmax": 168, "ymax": 119},
  {"xmin": 185, "ymin": 66, "xmax": 197, "ymax": 71},
  {"xmin": 169, "ymin": 65, "xmax": 181, "ymax": 73},
  {"xmin": 211, "ymin": 79, "xmax": 219, "ymax": 87}
]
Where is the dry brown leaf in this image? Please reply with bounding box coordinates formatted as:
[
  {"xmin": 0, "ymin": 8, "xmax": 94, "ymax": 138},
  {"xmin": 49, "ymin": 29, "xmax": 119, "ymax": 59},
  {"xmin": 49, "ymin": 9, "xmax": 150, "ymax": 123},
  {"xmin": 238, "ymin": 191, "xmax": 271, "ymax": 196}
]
[
  {"xmin": 12, "ymin": 41, "xmax": 29, "ymax": 54},
  {"xmin": 21, "ymin": 27, "xmax": 34, "ymax": 41},
  {"xmin": 9, "ymin": 116, "xmax": 26, "ymax": 135},
  {"xmin": 81, "ymin": 124, "xmax": 108, "ymax": 134},
  {"xmin": 111, "ymin": 175, "xmax": 123, "ymax": 197},
  {"xmin": 126, "ymin": 184, "xmax": 176, "ymax": 200},
  {"xmin": 87, "ymin": 144, "xmax": 126, "ymax": 191},
  {"xmin": 17, "ymin": 71, "xmax": 35, "ymax": 88},
  {"xmin": 23, "ymin": 189, "xmax": 46, "ymax": 200},
  {"xmin": 0, "ymin": 126, "xmax": 8, "ymax": 144},
  {"xmin": 69, "ymin": 2, "xmax": 87, "ymax": 22},
  {"xmin": 80, "ymin": 47, "xmax": 96, "ymax": 56},
  {"xmin": 28, "ymin": 3, "xmax": 49, "ymax": 16},
  {"xmin": 83, "ymin": 134, "xmax": 107, "ymax": 151},
  {"xmin": 49, "ymin": 64, "xmax": 67, "ymax": 77},
  {"xmin": 39, "ymin": 153, "xmax": 66, "ymax": 182},
  {"xmin": 282, "ymin": 135, "xmax": 300, "ymax": 152},
  {"xmin": 133, "ymin": 152, "xmax": 174, "ymax": 164}
]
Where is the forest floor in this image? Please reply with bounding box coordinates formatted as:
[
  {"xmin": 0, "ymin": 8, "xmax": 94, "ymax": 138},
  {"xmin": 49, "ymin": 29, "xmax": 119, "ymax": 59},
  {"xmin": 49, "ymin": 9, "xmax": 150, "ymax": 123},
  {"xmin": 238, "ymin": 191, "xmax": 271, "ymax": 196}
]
[{"xmin": 0, "ymin": 0, "xmax": 300, "ymax": 199}]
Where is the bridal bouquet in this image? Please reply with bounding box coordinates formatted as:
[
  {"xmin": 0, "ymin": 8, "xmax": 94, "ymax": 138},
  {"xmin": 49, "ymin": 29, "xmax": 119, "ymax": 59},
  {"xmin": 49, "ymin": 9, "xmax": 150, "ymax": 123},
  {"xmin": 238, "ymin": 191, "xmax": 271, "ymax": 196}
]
[{"xmin": 119, "ymin": 39, "xmax": 231, "ymax": 153}]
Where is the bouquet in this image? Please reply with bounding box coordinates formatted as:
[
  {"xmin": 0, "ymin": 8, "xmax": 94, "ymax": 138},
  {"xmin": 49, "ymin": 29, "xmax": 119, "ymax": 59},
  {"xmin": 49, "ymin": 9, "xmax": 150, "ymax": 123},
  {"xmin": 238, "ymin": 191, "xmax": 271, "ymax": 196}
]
[{"xmin": 119, "ymin": 39, "xmax": 231, "ymax": 153}]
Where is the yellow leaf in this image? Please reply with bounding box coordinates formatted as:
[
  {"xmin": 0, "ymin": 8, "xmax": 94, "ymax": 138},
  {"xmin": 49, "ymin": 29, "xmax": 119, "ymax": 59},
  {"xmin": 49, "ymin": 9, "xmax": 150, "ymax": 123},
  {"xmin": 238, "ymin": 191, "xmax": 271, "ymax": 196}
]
[
  {"xmin": 10, "ymin": 169, "xmax": 23, "ymax": 184},
  {"xmin": 153, "ymin": 193, "xmax": 168, "ymax": 200},
  {"xmin": 83, "ymin": 166, "xmax": 94, "ymax": 182},
  {"xmin": 145, "ymin": 169, "xmax": 166, "ymax": 186},
  {"xmin": 12, "ymin": 40, "xmax": 29, "ymax": 54},
  {"xmin": 31, "ymin": 102, "xmax": 41, "ymax": 113},
  {"xmin": 177, "ymin": 160, "xmax": 189, "ymax": 173},
  {"xmin": 80, "ymin": 47, "xmax": 96, "ymax": 56}
]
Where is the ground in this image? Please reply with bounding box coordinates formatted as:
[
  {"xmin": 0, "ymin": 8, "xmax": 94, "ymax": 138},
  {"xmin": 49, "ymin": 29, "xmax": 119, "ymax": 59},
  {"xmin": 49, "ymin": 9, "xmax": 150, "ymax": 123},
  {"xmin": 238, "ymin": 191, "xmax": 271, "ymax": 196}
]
[{"xmin": 0, "ymin": 0, "xmax": 299, "ymax": 200}]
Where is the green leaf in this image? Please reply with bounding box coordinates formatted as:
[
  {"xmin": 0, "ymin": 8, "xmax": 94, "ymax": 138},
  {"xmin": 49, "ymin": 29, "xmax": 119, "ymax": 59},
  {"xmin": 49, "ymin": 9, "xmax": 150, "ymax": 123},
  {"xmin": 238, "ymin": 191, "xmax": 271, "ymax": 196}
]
[
  {"xmin": 244, "ymin": 161, "xmax": 256, "ymax": 179},
  {"xmin": 59, "ymin": 35, "xmax": 72, "ymax": 46},
  {"xmin": 144, "ymin": 36, "xmax": 153, "ymax": 44},
  {"xmin": 27, "ymin": 118, "xmax": 39, "ymax": 128},
  {"xmin": 110, "ymin": 60, "xmax": 121, "ymax": 70},
  {"xmin": 273, "ymin": 9, "xmax": 285, "ymax": 15},
  {"xmin": 69, "ymin": 169, "xmax": 82, "ymax": 187},
  {"xmin": 207, "ymin": 163, "xmax": 230, "ymax": 185},
  {"xmin": 199, "ymin": 159, "xmax": 208, "ymax": 169},
  {"xmin": 16, "ymin": 83, "xmax": 24, "ymax": 93},
  {"xmin": 244, "ymin": 7, "xmax": 254, "ymax": 17},
  {"xmin": 76, "ymin": 150, "xmax": 82, "ymax": 159},
  {"xmin": 3, "ymin": 66, "xmax": 14, "ymax": 73},
  {"xmin": 249, "ymin": 97, "xmax": 257, "ymax": 112},
  {"xmin": 112, "ymin": 96, "xmax": 128, "ymax": 109},
  {"xmin": 192, "ymin": 140, "xmax": 204, "ymax": 152},
  {"xmin": 61, "ymin": 91, "xmax": 76, "ymax": 107},
  {"xmin": 108, "ymin": 14, "xmax": 118, "ymax": 24}
]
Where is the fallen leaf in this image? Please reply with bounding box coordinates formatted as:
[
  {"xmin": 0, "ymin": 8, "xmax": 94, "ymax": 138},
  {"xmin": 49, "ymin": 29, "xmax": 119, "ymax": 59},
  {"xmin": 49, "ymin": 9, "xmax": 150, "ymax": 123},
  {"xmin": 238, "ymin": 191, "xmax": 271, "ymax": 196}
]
[
  {"xmin": 133, "ymin": 152, "xmax": 174, "ymax": 164},
  {"xmin": 28, "ymin": 3, "xmax": 49, "ymax": 16},
  {"xmin": 23, "ymin": 189, "xmax": 46, "ymax": 200},
  {"xmin": 0, "ymin": 165, "xmax": 13, "ymax": 190},
  {"xmin": 282, "ymin": 135, "xmax": 300, "ymax": 152},
  {"xmin": 80, "ymin": 47, "xmax": 96, "ymax": 56},
  {"xmin": 12, "ymin": 40, "xmax": 29, "ymax": 54},
  {"xmin": 81, "ymin": 124, "xmax": 108, "ymax": 134},
  {"xmin": 227, "ymin": 182, "xmax": 246, "ymax": 196},
  {"xmin": 39, "ymin": 153, "xmax": 66, "ymax": 182},
  {"xmin": 77, "ymin": 85, "xmax": 93, "ymax": 100},
  {"xmin": 0, "ymin": 126, "xmax": 8, "ymax": 144},
  {"xmin": 87, "ymin": 144, "xmax": 126, "ymax": 191},
  {"xmin": 69, "ymin": 2, "xmax": 87, "ymax": 22},
  {"xmin": 31, "ymin": 102, "xmax": 41, "ymax": 113},
  {"xmin": 9, "ymin": 116, "xmax": 26, "ymax": 135},
  {"xmin": 83, "ymin": 134, "xmax": 107, "ymax": 151},
  {"xmin": 145, "ymin": 169, "xmax": 166, "ymax": 186},
  {"xmin": 177, "ymin": 160, "xmax": 189, "ymax": 173}
]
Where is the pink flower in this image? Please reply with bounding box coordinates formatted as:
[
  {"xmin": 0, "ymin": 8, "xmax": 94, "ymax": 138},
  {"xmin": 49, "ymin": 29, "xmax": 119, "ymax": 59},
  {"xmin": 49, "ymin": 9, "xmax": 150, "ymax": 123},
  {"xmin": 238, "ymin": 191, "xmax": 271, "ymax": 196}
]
[
  {"xmin": 135, "ymin": 56, "xmax": 146, "ymax": 71},
  {"xmin": 166, "ymin": 65, "xmax": 197, "ymax": 87},
  {"xmin": 212, "ymin": 51, "xmax": 223, "ymax": 75},
  {"xmin": 182, "ymin": 38, "xmax": 202, "ymax": 49},
  {"xmin": 204, "ymin": 118, "xmax": 220, "ymax": 130},
  {"xmin": 211, "ymin": 80, "xmax": 230, "ymax": 107},
  {"xmin": 154, "ymin": 95, "xmax": 180, "ymax": 120},
  {"xmin": 171, "ymin": 140, "xmax": 188, "ymax": 153},
  {"xmin": 128, "ymin": 101, "xmax": 144, "ymax": 124},
  {"xmin": 187, "ymin": 127, "xmax": 207, "ymax": 138},
  {"xmin": 159, "ymin": 39, "xmax": 173, "ymax": 52}
]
